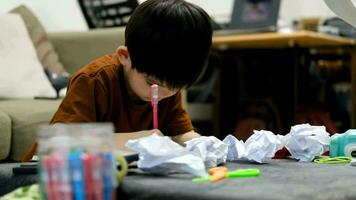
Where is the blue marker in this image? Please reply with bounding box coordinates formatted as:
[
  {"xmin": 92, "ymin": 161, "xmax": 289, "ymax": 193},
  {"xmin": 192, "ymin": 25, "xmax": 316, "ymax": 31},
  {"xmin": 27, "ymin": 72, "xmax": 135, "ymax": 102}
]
[
  {"xmin": 102, "ymin": 152, "xmax": 116, "ymax": 200},
  {"xmin": 68, "ymin": 150, "xmax": 85, "ymax": 200}
]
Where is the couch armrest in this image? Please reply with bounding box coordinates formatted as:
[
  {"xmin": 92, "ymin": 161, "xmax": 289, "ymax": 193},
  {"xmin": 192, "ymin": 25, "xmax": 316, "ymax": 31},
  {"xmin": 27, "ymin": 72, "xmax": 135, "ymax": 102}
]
[
  {"xmin": 0, "ymin": 110, "xmax": 11, "ymax": 160},
  {"xmin": 48, "ymin": 27, "xmax": 125, "ymax": 74}
]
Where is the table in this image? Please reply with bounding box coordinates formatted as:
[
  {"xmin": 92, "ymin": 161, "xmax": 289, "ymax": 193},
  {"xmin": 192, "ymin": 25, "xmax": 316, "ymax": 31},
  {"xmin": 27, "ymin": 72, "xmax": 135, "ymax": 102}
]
[
  {"xmin": 0, "ymin": 163, "xmax": 37, "ymax": 196},
  {"xmin": 118, "ymin": 159, "xmax": 356, "ymax": 200},
  {"xmin": 212, "ymin": 31, "xmax": 355, "ymax": 49},
  {"xmin": 2, "ymin": 160, "xmax": 356, "ymax": 199},
  {"xmin": 211, "ymin": 31, "xmax": 356, "ymax": 137}
]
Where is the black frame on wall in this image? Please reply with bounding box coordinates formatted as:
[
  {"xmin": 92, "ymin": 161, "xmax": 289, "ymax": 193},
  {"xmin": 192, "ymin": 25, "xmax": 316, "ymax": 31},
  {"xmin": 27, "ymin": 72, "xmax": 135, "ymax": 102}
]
[{"xmin": 78, "ymin": 0, "xmax": 139, "ymax": 29}]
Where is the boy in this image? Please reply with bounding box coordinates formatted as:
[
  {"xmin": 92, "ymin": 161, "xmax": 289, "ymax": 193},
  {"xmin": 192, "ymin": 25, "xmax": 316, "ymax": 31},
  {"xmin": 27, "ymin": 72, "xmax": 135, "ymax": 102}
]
[{"xmin": 24, "ymin": 0, "xmax": 212, "ymax": 160}]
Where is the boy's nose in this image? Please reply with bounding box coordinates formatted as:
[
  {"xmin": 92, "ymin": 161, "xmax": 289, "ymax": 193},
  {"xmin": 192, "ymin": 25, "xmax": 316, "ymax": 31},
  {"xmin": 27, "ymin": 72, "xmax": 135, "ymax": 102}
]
[{"xmin": 157, "ymin": 86, "xmax": 176, "ymax": 100}]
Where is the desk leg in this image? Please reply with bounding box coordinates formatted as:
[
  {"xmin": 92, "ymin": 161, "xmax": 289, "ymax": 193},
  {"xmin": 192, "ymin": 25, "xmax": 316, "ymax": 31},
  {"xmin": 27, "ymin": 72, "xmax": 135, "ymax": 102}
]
[
  {"xmin": 290, "ymin": 48, "xmax": 300, "ymax": 128},
  {"xmin": 351, "ymin": 48, "xmax": 356, "ymax": 128}
]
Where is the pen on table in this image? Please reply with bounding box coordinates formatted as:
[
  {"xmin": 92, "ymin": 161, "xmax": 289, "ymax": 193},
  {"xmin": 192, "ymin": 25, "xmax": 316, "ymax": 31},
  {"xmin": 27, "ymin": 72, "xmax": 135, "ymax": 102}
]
[
  {"xmin": 150, "ymin": 84, "xmax": 159, "ymax": 129},
  {"xmin": 192, "ymin": 168, "xmax": 260, "ymax": 182}
]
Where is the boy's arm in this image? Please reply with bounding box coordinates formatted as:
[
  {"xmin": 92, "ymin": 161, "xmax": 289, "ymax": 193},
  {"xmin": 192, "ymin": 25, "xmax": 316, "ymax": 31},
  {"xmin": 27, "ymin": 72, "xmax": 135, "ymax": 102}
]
[
  {"xmin": 171, "ymin": 130, "xmax": 201, "ymax": 146},
  {"xmin": 115, "ymin": 129, "xmax": 163, "ymax": 151},
  {"xmin": 115, "ymin": 130, "xmax": 200, "ymax": 150}
]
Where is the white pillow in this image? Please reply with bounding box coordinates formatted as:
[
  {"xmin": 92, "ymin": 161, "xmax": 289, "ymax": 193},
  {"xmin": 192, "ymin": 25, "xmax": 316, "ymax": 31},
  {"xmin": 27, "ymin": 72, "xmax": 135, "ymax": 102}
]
[{"xmin": 0, "ymin": 14, "xmax": 56, "ymax": 99}]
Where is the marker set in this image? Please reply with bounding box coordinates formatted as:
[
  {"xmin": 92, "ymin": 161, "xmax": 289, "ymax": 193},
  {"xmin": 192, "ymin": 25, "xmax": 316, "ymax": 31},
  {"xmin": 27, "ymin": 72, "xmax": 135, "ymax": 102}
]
[
  {"xmin": 37, "ymin": 123, "xmax": 117, "ymax": 200},
  {"xmin": 40, "ymin": 150, "xmax": 117, "ymax": 200}
]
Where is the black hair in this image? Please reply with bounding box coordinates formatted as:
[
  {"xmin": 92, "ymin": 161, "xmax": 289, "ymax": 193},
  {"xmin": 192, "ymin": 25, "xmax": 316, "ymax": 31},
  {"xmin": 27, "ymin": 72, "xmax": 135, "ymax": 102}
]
[{"xmin": 125, "ymin": 0, "xmax": 212, "ymax": 89}]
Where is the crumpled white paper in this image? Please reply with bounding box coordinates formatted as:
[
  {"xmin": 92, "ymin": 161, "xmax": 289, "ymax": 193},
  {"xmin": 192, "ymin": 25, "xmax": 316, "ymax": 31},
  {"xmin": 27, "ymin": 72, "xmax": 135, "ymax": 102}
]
[
  {"xmin": 285, "ymin": 124, "xmax": 330, "ymax": 162},
  {"xmin": 126, "ymin": 124, "xmax": 331, "ymax": 177},
  {"xmin": 185, "ymin": 136, "xmax": 228, "ymax": 169},
  {"xmin": 223, "ymin": 135, "xmax": 246, "ymax": 161},
  {"xmin": 223, "ymin": 131, "xmax": 288, "ymax": 163},
  {"xmin": 244, "ymin": 130, "xmax": 288, "ymax": 163},
  {"xmin": 126, "ymin": 134, "xmax": 207, "ymax": 177}
]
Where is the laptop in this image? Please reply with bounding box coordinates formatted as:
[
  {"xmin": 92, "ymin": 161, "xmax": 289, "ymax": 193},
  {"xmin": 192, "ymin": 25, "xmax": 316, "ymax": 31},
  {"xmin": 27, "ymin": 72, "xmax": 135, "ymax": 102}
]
[{"xmin": 214, "ymin": 0, "xmax": 281, "ymax": 36}]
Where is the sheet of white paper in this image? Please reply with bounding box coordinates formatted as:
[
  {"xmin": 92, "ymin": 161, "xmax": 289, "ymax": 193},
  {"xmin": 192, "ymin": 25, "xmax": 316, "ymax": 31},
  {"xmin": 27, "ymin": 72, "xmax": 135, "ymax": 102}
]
[
  {"xmin": 324, "ymin": 0, "xmax": 356, "ymax": 27},
  {"xmin": 126, "ymin": 134, "xmax": 207, "ymax": 177},
  {"xmin": 185, "ymin": 136, "xmax": 228, "ymax": 169},
  {"xmin": 244, "ymin": 130, "xmax": 286, "ymax": 163},
  {"xmin": 222, "ymin": 131, "xmax": 286, "ymax": 163},
  {"xmin": 285, "ymin": 124, "xmax": 330, "ymax": 162},
  {"xmin": 222, "ymin": 134, "xmax": 246, "ymax": 161}
]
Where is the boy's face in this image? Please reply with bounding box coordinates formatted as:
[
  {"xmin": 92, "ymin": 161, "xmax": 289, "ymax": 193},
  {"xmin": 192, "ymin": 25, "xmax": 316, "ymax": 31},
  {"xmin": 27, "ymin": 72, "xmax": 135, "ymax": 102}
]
[
  {"xmin": 126, "ymin": 68, "xmax": 179, "ymax": 102},
  {"xmin": 117, "ymin": 45, "xmax": 179, "ymax": 102}
]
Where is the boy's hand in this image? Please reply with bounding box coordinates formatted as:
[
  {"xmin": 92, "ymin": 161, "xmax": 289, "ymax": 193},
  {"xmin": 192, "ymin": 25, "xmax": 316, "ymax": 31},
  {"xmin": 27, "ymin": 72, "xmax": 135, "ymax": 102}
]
[
  {"xmin": 171, "ymin": 130, "xmax": 201, "ymax": 146},
  {"xmin": 115, "ymin": 129, "xmax": 163, "ymax": 151}
]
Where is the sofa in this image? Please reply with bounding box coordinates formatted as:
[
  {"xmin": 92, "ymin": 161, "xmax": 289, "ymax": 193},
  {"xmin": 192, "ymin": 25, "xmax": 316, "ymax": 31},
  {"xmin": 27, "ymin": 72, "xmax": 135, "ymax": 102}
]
[{"xmin": 0, "ymin": 27, "xmax": 125, "ymax": 161}]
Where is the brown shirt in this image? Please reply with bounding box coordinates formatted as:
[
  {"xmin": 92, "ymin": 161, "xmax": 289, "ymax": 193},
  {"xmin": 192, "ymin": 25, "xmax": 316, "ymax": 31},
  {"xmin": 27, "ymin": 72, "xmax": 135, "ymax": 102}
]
[
  {"xmin": 52, "ymin": 53, "xmax": 193, "ymax": 134},
  {"xmin": 23, "ymin": 53, "xmax": 193, "ymax": 161}
]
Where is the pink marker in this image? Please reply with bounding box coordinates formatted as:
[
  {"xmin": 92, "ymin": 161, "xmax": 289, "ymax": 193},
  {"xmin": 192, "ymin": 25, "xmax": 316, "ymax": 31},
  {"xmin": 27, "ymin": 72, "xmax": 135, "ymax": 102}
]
[{"xmin": 150, "ymin": 84, "xmax": 159, "ymax": 129}]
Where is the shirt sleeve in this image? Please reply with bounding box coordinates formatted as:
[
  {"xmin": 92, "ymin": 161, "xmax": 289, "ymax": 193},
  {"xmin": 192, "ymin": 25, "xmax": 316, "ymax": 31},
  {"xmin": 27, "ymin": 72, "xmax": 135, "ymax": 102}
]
[
  {"xmin": 160, "ymin": 92, "xmax": 194, "ymax": 136},
  {"xmin": 51, "ymin": 73, "xmax": 107, "ymax": 123}
]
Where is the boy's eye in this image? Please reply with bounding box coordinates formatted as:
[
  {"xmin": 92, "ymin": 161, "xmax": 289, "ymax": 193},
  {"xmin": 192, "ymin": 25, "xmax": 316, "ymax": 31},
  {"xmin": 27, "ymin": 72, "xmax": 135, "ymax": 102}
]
[
  {"xmin": 145, "ymin": 77, "xmax": 156, "ymax": 85},
  {"xmin": 146, "ymin": 80, "xmax": 154, "ymax": 85}
]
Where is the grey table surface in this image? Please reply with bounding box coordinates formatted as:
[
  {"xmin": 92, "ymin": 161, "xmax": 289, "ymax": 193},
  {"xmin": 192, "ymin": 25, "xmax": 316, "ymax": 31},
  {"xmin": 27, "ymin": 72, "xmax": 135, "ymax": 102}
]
[
  {"xmin": 118, "ymin": 159, "xmax": 356, "ymax": 200},
  {"xmin": 1, "ymin": 159, "xmax": 356, "ymax": 199},
  {"xmin": 0, "ymin": 163, "xmax": 38, "ymax": 196}
]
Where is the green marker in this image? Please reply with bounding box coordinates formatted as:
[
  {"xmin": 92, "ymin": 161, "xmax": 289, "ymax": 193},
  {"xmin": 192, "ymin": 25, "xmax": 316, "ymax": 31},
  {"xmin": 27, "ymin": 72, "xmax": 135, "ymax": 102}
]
[
  {"xmin": 192, "ymin": 168, "xmax": 260, "ymax": 182},
  {"xmin": 227, "ymin": 168, "xmax": 260, "ymax": 178}
]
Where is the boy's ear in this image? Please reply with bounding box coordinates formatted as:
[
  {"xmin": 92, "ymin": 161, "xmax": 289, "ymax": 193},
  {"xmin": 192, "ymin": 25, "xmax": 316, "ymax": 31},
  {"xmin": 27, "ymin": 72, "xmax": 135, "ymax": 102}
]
[{"xmin": 116, "ymin": 46, "xmax": 131, "ymax": 67}]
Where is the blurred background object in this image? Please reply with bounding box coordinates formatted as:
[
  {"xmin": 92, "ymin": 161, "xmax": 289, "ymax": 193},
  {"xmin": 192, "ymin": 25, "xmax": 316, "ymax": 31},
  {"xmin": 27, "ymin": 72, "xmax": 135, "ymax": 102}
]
[
  {"xmin": 299, "ymin": 17, "xmax": 320, "ymax": 32},
  {"xmin": 78, "ymin": 0, "xmax": 138, "ymax": 29}
]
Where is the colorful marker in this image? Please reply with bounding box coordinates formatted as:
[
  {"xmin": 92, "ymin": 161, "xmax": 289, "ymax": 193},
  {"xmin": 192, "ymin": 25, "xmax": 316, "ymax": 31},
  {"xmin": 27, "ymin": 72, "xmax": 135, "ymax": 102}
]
[
  {"xmin": 150, "ymin": 84, "xmax": 159, "ymax": 129},
  {"xmin": 52, "ymin": 152, "xmax": 72, "ymax": 200},
  {"xmin": 82, "ymin": 153, "xmax": 103, "ymax": 200},
  {"xmin": 102, "ymin": 152, "xmax": 116, "ymax": 200},
  {"xmin": 68, "ymin": 150, "xmax": 85, "ymax": 200},
  {"xmin": 43, "ymin": 155, "xmax": 56, "ymax": 200}
]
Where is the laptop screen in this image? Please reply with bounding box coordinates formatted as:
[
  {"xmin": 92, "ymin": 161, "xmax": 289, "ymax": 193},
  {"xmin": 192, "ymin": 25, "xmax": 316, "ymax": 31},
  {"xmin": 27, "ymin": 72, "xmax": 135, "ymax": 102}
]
[{"xmin": 229, "ymin": 0, "xmax": 281, "ymax": 31}]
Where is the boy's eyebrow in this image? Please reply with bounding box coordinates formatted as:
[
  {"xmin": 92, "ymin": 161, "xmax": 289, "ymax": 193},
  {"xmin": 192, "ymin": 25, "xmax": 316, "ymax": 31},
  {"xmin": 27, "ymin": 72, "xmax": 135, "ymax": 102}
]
[
  {"xmin": 145, "ymin": 75, "xmax": 162, "ymax": 85},
  {"xmin": 145, "ymin": 77, "xmax": 155, "ymax": 82},
  {"xmin": 144, "ymin": 75, "xmax": 182, "ymax": 91},
  {"xmin": 145, "ymin": 77, "xmax": 158, "ymax": 85}
]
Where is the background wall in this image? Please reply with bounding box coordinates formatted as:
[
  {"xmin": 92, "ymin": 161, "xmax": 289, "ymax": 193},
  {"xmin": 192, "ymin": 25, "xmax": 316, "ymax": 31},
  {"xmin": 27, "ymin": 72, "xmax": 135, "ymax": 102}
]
[
  {"xmin": 187, "ymin": 0, "xmax": 337, "ymax": 25},
  {"xmin": 0, "ymin": 0, "xmax": 87, "ymax": 32},
  {"xmin": 0, "ymin": 0, "xmax": 350, "ymax": 32}
]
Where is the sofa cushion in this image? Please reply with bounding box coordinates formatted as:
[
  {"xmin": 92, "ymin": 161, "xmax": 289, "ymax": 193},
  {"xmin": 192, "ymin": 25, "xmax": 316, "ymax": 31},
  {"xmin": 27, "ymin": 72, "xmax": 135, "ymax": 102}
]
[
  {"xmin": 10, "ymin": 5, "xmax": 68, "ymax": 76},
  {"xmin": 0, "ymin": 100, "xmax": 62, "ymax": 161},
  {"xmin": 0, "ymin": 14, "xmax": 57, "ymax": 99},
  {"xmin": 0, "ymin": 111, "xmax": 11, "ymax": 160}
]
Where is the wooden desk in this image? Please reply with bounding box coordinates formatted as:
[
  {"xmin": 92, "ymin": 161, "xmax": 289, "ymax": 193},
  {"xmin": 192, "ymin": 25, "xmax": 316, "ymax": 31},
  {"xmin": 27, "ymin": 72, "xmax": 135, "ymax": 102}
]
[
  {"xmin": 211, "ymin": 31, "xmax": 356, "ymax": 136},
  {"xmin": 213, "ymin": 31, "xmax": 355, "ymax": 49}
]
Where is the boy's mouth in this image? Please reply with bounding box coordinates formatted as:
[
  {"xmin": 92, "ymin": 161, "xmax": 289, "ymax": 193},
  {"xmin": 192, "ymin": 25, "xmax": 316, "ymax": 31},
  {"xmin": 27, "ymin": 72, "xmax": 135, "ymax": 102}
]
[{"xmin": 143, "ymin": 97, "xmax": 160, "ymax": 102}]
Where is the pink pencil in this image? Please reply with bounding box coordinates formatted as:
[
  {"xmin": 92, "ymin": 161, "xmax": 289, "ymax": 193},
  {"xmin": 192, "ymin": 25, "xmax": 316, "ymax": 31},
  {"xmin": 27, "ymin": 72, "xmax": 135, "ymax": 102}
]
[{"xmin": 150, "ymin": 84, "xmax": 159, "ymax": 129}]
